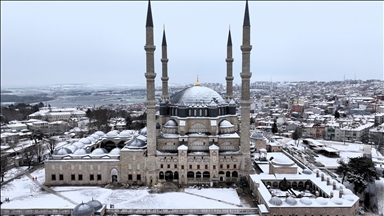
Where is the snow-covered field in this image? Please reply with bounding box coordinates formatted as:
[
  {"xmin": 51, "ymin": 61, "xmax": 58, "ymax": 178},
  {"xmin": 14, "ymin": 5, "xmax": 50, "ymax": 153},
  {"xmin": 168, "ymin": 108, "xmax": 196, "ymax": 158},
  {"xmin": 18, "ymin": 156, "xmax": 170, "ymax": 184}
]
[
  {"xmin": 1, "ymin": 167, "xmax": 250, "ymax": 210},
  {"xmin": 2, "ymin": 167, "xmax": 28, "ymax": 182}
]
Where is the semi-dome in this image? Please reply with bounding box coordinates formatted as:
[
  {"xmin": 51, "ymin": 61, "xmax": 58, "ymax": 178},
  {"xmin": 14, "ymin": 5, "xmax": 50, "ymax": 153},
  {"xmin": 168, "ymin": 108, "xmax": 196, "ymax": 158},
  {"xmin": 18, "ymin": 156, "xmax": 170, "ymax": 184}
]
[
  {"xmin": 86, "ymin": 199, "xmax": 103, "ymax": 211},
  {"xmin": 139, "ymin": 127, "xmax": 147, "ymax": 136},
  {"xmin": 71, "ymin": 202, "xmax": 94, "ymax": 216},
  {"xmin": 53, "ymin": 147, "xmax": 73, "ymax": 155},
  {"xmin": 136, "ymin": 134, "xmax": 147, "ymax": 141},
  {"xmin": 125, "ymin": 137, "xmax": 146, "ymax": 148},
  {"xmin": 109, "ymin": 147, "xmax": 121, "ymax": 155},
  {"xmin": 91, "ymin": 148, "xmax": 108, "ymax": 155},
  {"xmin": 170, "ymin": 86, "xmax": 225, "ymax": 105},
  {"xmin": 164, "ymin": 119, "xmax": 177, "ymax": 127},
  {"xmin": 79, "ymin": 138, "xmax": 92, "ymax": 145},
  {"xmin": 73, "ymin": 148, "xmax": 91, "ymax": 155},
  {"xmin": 219, "ymin": 120, "xmax": 233, "ymax": 128}
]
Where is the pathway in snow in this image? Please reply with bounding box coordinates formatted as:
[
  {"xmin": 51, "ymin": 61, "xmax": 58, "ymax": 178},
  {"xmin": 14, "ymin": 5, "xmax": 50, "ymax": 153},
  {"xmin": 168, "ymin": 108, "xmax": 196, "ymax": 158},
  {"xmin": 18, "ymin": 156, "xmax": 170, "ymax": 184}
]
[
  {"xmin": 183, "ymin": 191, "xmax": 241, "ymax": 207},
  {"xmin": 25, "ymin": 173, "xmax": 78, "ymax": 205}
]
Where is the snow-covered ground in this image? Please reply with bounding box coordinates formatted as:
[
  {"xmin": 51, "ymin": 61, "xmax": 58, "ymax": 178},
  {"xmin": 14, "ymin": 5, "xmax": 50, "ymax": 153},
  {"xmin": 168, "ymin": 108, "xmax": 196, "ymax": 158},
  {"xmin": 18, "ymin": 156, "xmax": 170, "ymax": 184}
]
[
  {"xmin": 2, "ymin": 167, "xmax": 28, "ymax": 182},
  {"xmin": 1, "ymin": 167, "xmax": 251, "ymax": 210},
  {"xmin": 284, "ymin": 139, "xmax": 383, "ymax": 168}
]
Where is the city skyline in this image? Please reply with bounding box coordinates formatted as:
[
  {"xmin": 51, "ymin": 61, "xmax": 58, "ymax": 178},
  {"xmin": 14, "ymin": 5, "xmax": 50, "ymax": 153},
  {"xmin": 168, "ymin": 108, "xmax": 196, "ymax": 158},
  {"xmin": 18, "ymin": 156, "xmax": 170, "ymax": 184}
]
[{"xmin": 1, "ymin": 1, "xmax": 383, "ymax": 88}]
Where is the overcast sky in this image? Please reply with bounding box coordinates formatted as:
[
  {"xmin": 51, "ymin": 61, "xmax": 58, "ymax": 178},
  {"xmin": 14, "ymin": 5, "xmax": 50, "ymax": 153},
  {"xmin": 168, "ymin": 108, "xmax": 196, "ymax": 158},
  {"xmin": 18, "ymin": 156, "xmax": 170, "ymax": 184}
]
[{"xmin": 1, "ymin": 1, "xmax": 383, "ymax": 88}]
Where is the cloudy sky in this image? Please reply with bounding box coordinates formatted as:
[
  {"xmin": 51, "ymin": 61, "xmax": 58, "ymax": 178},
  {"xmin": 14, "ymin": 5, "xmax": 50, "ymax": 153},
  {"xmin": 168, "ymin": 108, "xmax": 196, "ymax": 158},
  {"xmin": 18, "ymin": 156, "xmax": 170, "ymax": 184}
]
[{"xmin": 1, "ymin": 1, "xmax": 383, "ymax": 88}]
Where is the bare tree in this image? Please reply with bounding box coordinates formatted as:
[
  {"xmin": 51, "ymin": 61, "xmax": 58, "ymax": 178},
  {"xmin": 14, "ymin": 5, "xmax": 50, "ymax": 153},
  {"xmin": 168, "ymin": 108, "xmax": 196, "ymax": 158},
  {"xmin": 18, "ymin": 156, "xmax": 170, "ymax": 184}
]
[
  {"xmin": 33, "ymin": 141, "xmax": 46, "ymax": 163},
  {"xmin": 47, "ymin": 138, "xmax": 58, "ymax": 155},
  {"xmin": 370, "ymin": 132, "xmax": 384, "ymax": 153},
  {"xmin": 21, "ymin": 145, "xmax": 36, "ymax": 169},
  {"xmin": 1, "ymin": 154, "xmax": 9, "ymax": 182}
]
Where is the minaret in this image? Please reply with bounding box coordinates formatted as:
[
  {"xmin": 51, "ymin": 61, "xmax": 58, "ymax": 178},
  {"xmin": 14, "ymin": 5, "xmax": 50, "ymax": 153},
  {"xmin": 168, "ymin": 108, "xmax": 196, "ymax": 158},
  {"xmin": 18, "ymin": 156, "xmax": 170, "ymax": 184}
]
[
  {"xmin": 161, "ymin": 26, "xmax": 169, "ymax": 100},
  {"xmin": 144, "ymin": 0, "xmax": 157, "ymax": 185},
  {"xmin": 240, "ymin": 0, "xmax": 253, "ymax": 174},
  {"xmin": 226, "ymin": 27, "xmax": 234, "ymax": 100}
]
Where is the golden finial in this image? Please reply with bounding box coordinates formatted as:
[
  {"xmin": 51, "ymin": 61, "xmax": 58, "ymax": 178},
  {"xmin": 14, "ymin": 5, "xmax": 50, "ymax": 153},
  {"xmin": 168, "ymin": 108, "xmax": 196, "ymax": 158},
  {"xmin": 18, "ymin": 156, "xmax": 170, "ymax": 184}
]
[{"xmin": 195, "ymin": 75, "xmax": 200, "ymax": 86}]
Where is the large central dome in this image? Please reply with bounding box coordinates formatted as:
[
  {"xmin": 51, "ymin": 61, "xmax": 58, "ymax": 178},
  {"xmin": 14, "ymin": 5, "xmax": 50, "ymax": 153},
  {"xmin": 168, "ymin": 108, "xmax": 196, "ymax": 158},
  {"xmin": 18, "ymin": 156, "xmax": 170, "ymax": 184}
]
[{"xmin": 171, "ymin": 86, "xmax": 225, "ymax": 105}]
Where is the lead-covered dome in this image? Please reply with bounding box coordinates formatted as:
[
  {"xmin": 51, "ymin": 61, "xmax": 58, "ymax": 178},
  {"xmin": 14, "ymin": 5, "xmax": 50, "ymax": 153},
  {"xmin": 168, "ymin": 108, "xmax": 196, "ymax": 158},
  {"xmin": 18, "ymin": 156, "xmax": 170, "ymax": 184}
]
[
  {"xmin": 170, "ymin": 86, "xmax": 224, "ymax": 105},
  {"xmin": 53, "ymin": 147, "xmax": 72, "ymax": 155},
  {"xmin": 125, "ymin": 137, "xmax": 146, "ymax": 149},
  {"xmin": 79, "ymin": 138, "xmax": 92, "ymax": 145},
  {"xmin": 86, "ymin": 199, "xmax": 103, "ymax": 211},
  {"xmin": 91, "ymin": 148, "xmax": 108, "ymax": 155},
  {"xmin": 251, "ymin": 132, "xmax": 264, "ymax": 139},
  {"xmin": 119, "ymin": 130, "xmax": 133, "ymax": 138},
  {"xmin": 109, "ymin": 147, "xmax": 121, "ymax": 155},
  {"xmin": 71, "ymin": 202, "xmax": 94, "ymax": 216},
  {"xmin": 73, "ymin": 142, "xmax": 85, "ymax": 149},
  {"xmin": 73, "ymin": 148, "xmax": 91, "ymax": 155}
]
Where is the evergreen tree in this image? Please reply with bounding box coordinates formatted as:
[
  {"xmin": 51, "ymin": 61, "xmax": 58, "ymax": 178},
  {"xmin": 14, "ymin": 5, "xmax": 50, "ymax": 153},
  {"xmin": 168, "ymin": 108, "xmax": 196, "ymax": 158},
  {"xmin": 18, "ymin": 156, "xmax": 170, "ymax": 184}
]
[
  {"xmin": 336, "ymin": 156, "xmax": 377, "ymax": 194},
  {"xmin": 272, "ymin": 119, "xmax": 278, "ymax": 134},
  {"xmin": 292, "ymin": 127, "xmax": 302, "ymax": 145},
  {"xmin": 335, "ymin": 110, "xmax": 340, "ymax": 118}
]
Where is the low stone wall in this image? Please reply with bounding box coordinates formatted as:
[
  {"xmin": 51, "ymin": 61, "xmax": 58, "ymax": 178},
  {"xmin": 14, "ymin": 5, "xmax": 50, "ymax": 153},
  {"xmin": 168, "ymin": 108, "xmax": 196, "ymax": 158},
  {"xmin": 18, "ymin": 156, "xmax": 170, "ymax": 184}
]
[
  {"xmin": 1, "ymin": 207, "xmax": 258, "ymax": 216},
  {"xmin": 1, "ymin": 208, "xmax": 72, "ymax": 215},
  {"xmin": 106, "ymin": 208, "xmax": 258, "ymax": 215}
]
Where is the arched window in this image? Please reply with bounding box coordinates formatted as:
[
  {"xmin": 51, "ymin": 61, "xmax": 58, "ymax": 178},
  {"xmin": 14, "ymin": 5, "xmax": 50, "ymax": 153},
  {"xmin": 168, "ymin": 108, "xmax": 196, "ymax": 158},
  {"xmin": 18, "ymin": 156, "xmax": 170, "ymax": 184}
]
[
  {"xmin": 187, "ymin": 171, "xmax": 194, "ymax": 179},
  {"xmin": 174, "ymin": 171, "xmax": 179, "ymax": 180},
  {"xmin": 292, "ymin": 182, "xmax": 297, "ymax": 189},
  {"xmin": 232, "ymin": 171, "xmax": 238, "ymax": 177},
  {"xmin": 226, "ymin": 171, "xmax": 231, "ymax": 177},
  {"xmin": 196, "ymin": 171, "xmax": 202, "ymax": 178},
  {"xmin": 117, "ymin": 141, "xmax": 125, "ymax": 148},
  {"xmin": 159, "ymin": 171, "xmax": 164, "ymax": 180},
  {"xmin": 219, "ymin": 171, "xmax": 225, "ymax": 175},
  {"xmin": 165, "ymin": 171, "xmax": 173, "ymax": 181},
  {"xmin": 272, "ymin": 182, "xmax": 278, "ymax": 188},
  {"xmin": 298, "ymin": 181, "xmax": 304, "ymax": 188},
  {"xmin": 203, "ymin": 171, "xmax": 210, "ymax": 179}
]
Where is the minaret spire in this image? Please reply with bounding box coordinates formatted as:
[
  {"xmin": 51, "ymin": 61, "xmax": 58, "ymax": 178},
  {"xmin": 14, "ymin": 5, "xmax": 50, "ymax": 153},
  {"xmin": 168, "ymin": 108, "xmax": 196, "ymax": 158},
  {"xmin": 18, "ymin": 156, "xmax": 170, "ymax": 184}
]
[
  {"xmin": 226, "ymin": 27, "xmax": 234, "ymax": 100},
  {"xmin": 146, "ymin": 0, "xmax": 153, "ymax": 27},
  {"xmin": 144, "ymin": 0, "xmax": 157, "ymax": 184},
  {"xmin": 243, "ymin": 0, "xmax": 250, "ymax": 27},
  {"xmin": 161, "ymin": 25, "xmax": 169, "ymax": 100},
  {"xmin": 240, "ymin": 0, "xmax": 253, "ymax": 174}
]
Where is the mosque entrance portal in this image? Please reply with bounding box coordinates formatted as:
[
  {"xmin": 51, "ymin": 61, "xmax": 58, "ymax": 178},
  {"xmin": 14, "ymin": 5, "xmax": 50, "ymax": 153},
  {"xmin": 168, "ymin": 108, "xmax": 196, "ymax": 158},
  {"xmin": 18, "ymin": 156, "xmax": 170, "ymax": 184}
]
[{"xmin": 165, "ymin": 171, "xmax": 173, "ymax": 181}]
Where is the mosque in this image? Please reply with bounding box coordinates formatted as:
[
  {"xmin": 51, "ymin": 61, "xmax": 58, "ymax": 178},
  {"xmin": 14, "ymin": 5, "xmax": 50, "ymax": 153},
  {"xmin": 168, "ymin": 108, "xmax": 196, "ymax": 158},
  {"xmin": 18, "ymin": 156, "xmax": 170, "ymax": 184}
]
[{"xmin": 44, "ymin": 0, "xmax": 254, "ymax": 187}]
